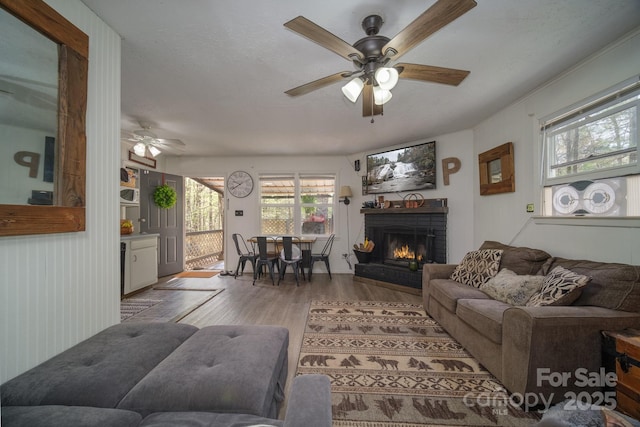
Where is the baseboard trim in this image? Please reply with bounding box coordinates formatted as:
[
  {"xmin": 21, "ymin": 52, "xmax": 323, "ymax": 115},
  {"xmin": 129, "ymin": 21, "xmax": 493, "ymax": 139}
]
[{"xmin": 352, "ymin": 275, "xmax": 422, "ymax": 296}]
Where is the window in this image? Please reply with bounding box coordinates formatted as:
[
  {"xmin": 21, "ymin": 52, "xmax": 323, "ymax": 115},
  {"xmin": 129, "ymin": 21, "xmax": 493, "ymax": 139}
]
[
  {"xmin": 300, "ymin": 174, "xmax": 334, "ymax": 235},
  {"xmin": 542, "ymin": 76, "xmax": 639, "ymax": 185},
  {"xmin": 259, "ymin": 173, "xmax": 335, "ymax": 235},
  {"xmin": 541, "ymin": 76, "xmax": 640, "ymax": 217}
]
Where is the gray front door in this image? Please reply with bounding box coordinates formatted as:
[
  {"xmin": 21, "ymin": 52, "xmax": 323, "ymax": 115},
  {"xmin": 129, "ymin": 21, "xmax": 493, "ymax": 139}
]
[{"xmin": 140, "ymin": 170, "xmax": 184, "ymax": 277}]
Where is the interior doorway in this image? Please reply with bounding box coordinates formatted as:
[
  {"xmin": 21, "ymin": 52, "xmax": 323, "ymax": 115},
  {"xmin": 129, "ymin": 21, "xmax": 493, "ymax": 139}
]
[
  {"xmin": 139, "ymin": 170, "xmax": 184, "ymax": 277},
  {"xmin": 184, "ymin": 177, "xmax": 225, "ymax": 270}
]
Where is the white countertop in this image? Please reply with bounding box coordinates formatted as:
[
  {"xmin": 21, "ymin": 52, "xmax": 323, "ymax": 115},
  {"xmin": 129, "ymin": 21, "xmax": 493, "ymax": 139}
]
[{"xmin": 120, "ymin": 233, "xmax": 159, "ymax": 241}]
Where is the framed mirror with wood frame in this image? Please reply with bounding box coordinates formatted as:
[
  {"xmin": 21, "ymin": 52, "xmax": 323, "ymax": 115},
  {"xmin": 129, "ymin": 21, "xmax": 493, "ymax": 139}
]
[
  {"xmin": 0, "ymin": 0, "xmax": 88, "ymax": 236},
  {"xmin": 478, "ymin": 142, "xmax": 515, "ymax": 196}
]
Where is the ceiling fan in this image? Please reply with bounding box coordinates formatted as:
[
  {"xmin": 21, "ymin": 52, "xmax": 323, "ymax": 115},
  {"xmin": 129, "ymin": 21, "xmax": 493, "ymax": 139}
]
[
  {"xmin": 122, "ymin": 121, "xmax": 185, "ymax": 157},
  {"xmin": 284, "ymin": 0, "xmax": 476, "ymax": 117}
]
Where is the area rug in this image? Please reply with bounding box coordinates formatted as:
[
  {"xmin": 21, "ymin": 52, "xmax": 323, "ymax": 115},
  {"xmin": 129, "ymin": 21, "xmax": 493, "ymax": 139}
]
[
  {"xmin": 172, "ymin": 270, "xmax": 220, "ymax": 279},
  {"xmin": 296, "ymin": 300, "xmax": 541, "ymax": 427},
  {"xmin": 120, "ymin": 299, "xmax": 162, "ymax": 321}
]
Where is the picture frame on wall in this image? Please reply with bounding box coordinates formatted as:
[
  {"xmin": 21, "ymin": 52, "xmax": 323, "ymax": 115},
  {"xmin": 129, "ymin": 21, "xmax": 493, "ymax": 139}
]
[
  {"xmin": 365, "ymin": 141, "xmax": 436, "ymax": 194},
  {"xmin": 478, "ymin": 142, "xmax": 515, "ymax": 195},
  {"xmin": 128, "ymin": 151, "xmax": 156, "ymax": 169}
]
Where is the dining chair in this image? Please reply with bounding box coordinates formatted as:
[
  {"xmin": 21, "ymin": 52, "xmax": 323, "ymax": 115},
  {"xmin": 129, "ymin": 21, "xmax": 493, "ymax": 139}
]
[
  {"xmin": 309, "ymin": 234, "xmax": 335, "ymax": 281},
  {"xmin": 277, "ymin": 236, "xmax": 305, "ymax": 286},
  {"xmin": 232, "ymin": 233, "xmax": 258, "ymax": 279},
  {"xmin": 253, "ymin": 236, "xmax": 279, "ymax": 286}
]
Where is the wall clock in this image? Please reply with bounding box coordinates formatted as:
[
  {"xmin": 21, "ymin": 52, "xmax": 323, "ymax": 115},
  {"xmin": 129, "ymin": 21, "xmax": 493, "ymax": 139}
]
[{"xmin": 227, "ymin": 170, "xmax": 254, "ymax": 198}]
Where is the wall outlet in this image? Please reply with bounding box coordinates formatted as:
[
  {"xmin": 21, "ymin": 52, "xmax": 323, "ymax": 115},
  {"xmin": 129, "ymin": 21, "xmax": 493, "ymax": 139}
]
[{"xmin": 526, "ymin": 203, "xmax": 534, "ymax": 213}]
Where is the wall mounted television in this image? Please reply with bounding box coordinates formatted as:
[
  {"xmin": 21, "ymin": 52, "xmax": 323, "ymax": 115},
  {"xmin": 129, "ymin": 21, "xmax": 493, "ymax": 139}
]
[{"xmin": 366, "ymin": 141, "xmax": 436, "ymax": 194}]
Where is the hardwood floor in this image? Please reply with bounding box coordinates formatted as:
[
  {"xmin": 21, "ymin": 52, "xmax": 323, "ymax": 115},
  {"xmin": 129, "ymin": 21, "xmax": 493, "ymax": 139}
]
[{"xmin": 126, "ymin": 270, "xmax": 422, "ymax": 417}]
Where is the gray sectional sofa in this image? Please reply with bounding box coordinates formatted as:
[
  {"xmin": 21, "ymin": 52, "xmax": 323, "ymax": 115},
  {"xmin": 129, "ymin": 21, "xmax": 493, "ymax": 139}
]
[
  {"xmin": 1, "ymin": 322, "xmax": 332, "ymax": 427},
  {"xmin": 422, "ymin": 241, "xmax": 640, "ymax": 408}
]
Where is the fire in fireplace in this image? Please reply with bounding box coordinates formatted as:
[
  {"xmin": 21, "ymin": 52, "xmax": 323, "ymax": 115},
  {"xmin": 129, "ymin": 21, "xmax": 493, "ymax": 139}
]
[
  {"xmin": 384, "ymin": 231, "xmax": 429, "ymax": 266},
  {"xmin": 393, "ymin": 245, "xmax": 423, "ymax": 262}
]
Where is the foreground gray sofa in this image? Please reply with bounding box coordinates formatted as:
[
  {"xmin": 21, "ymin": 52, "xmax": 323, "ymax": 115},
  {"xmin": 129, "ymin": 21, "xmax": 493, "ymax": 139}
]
[
  {"xmin": 423, "ymin": 241, "xmax": 640, "ymax": 409},
  {"xmin": 1, "ymin": 322, "xmax": 332, "ymax": 427}
]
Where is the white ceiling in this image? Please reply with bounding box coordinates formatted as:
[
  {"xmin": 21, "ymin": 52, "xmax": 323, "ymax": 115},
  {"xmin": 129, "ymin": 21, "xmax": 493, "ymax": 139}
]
[{"xmin": 80, "ymin": 0, "xmax": 640, "ymax": 158}]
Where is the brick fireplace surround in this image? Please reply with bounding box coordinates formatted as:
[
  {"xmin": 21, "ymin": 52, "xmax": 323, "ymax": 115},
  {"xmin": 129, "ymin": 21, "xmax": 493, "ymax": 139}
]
[{"xmin": 354, "ymin": 202, "xmax": 447, "ymax": 293}]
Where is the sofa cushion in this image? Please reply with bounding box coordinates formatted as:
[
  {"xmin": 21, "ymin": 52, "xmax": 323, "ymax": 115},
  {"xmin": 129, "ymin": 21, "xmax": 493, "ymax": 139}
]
[
  {"xmin": 527, "ymin": 266, "xmax": 591, "ymax": 307},
  {"xmin": 450, "ymin": 249, "xmax": 503, "ymax": 288},
  {"xmin": 0, "ymin": 322, "xmax": 198, "ymax": 408},
  {"xmin": 456, "ymin": 299, "xmax": 510, "ymax": 344},
  {"xmin": 0, "ymin": 406, "xmax": 142, "ymax": 427},
  {"xmin": 140, "ymin": 412, "xmax": 283, "ymax": 427},
  {"xmin": 118, "ymin": 325, "xmax": 289, "ymax": 418},
  {"xmin": 430, "ymin": 279, "xmax": 490, "ymax": 313},
  {"xmin": 480, "ymin": 268, "xmax": 544, "ymax": 306},
  {"xmin": 542, "ymin": 257, "xmax": 640, "ymax": 313},
  {"xmin": 480, "ymin": 241, "xmax": 551, "ymax": 275}
]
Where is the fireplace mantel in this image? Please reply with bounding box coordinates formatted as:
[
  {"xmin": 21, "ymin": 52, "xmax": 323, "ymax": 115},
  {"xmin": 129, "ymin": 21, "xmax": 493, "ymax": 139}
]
[
  {"xmin": 360, "ymin": 206, "xmax": 448, "ymax": 215},
  {"xmin": 360, "ymin": 197, "xmax": 447, "ymax": 215}
]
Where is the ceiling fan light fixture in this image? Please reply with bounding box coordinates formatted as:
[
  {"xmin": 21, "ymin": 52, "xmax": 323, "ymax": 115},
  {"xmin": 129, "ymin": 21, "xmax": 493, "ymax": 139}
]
[
  {"xmin": 373, "ymin": 86, "xmax": 392, "ymax": 105},
  {"xmin": 375, "ymin": 67, "xmax": 398, "ymax": 90},
  {"xmin": 148, "ymin": 145, "xmax": 161, "ymax": 157},
  {"xmin": 341, "ymin": 77, "xmax": 364, "ymax": 103},
  {"xmin": 133, "ymin": 142, "xmax": 146, "ymax": 157}
]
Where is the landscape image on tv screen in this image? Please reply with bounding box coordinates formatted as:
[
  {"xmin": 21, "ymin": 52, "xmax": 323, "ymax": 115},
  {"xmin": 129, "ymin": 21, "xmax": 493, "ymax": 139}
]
[{"xmin": 366, "ymin": 141, "xmax": 436, "ymax": 194}]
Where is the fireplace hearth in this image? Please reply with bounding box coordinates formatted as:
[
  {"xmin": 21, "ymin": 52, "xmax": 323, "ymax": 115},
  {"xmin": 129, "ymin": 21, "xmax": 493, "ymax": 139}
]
[{"xmin": 354, "ymin": 202, "xmax": 447, "ymax": 291}]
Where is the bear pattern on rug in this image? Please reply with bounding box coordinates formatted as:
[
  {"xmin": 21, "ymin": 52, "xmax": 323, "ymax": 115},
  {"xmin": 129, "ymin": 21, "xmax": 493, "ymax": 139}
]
[{"xmin": 297, "ymin": 300, "xmax": 541, "ymax": 426}]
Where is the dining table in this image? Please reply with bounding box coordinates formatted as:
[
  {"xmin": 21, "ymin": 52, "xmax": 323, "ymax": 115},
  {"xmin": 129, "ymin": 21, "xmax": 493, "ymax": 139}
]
[{"xmin": 248, "ymin": 236, "xmax": 317, "ymax": 278}]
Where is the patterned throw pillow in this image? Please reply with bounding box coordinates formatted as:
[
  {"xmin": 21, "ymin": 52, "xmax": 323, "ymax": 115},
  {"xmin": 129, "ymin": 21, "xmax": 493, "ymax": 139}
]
[
  {"xmin": 479, "ymin": 268, "xmax": 544, "ymax": 306},
  {"xmin": 450, "ymin": 249, "xmax": 503, "ymax": 288},
  {"xmin": 526, "ymin": 266, "xmax": 591, "ymax": 307}
]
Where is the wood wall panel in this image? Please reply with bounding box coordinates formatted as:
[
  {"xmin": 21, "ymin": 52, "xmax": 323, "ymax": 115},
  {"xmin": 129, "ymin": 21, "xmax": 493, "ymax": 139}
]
[{"xmin": 0, "ymin": 0, "xmax": 121, "ymax": 383}]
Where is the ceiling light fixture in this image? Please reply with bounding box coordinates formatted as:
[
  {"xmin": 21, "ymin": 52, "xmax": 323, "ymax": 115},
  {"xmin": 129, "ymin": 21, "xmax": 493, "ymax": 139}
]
[
  {"xmin": 340, "ymin": 66, "xmax": 398, "ymax": 107},
  {"xmin": 148, "ymin": 145, "xmax": 161, "ymax": 157},
  {"xmin": 341, "ymin": 77, "xmax": 364, "ymax": 103},
  {"xmin": 373, "ymin": 85, "xmax": 392, "ymax": 105},
  {"xmin": 133, "ymin": 142, "xmax": 146, "ymax": 157},
  {"xmin": 374, "ymin": 67, "xmax": 399, "ymax": 91},
  {"xmin": 133, "ymin": 141, "xmax": 161, "ymax": 158}
]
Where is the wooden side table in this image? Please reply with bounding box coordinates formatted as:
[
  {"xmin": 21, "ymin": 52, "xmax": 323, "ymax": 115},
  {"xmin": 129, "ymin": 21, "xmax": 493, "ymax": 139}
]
[{"xmin": 602, "ymin": 329, "xmax": 640, "ymax": 419}]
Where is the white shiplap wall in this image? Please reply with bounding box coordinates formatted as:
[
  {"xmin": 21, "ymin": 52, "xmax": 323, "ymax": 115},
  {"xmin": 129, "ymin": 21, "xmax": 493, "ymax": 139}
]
[{"xmin": 0, "ymin": 1, "xmax": 121, "ymax": 382}]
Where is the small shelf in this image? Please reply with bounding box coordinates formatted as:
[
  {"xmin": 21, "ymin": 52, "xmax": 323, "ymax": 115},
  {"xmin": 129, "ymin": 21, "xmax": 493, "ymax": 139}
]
[
  {"xmin": 360, "ymin": 206, "xmax": 448, "ymax": 214},
  {"xmin": 360, "ymin": 198, "xmax": 447, "ymax": 214}
]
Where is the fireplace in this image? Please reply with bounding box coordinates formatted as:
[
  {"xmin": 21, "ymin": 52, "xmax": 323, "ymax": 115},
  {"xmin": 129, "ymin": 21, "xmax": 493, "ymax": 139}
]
[
  {"xmin": 354, "ymin": 202, "xmax": 447, "ymax": 291},
  {"xmin": 383, "ymin": 228, "xmax": 434, "ymax": 267}
]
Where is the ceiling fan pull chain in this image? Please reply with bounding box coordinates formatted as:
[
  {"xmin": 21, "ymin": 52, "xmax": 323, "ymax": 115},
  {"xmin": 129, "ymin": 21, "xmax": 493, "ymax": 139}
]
[{"xmin": 370, "ymin": 83, "xmax": 375, "ymax": 123}]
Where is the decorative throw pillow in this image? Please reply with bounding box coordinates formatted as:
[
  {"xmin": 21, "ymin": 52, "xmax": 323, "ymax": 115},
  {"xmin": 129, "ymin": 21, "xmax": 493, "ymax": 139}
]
[
  {"xmin": 479, "ymin": 268, "xmax": 545, "ymax": 306},
  {"xmin": 526, "ymin": 266, "xmax": 591, "ymax": 307},
  {"xmin": 450, "ymin": 249, "xmax": 503, "ymax": 288}
]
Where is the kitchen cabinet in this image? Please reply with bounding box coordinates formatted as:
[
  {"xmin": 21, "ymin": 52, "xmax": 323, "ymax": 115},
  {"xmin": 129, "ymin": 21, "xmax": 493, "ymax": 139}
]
[{"xmin": 121, "ymin": 234, "xmax": 158, "ymax": 295}]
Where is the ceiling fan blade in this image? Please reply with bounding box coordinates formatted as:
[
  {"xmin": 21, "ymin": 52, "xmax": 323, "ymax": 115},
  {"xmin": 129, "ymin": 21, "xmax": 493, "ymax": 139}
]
[
  {"xmin": 155, "ymin": 138, "xmax": 186, "ymax": 147},
  {"xmin": 284, "ymin": 16, "xmax": 363, "ymax": 62},
  {"xmin": 285, "ymin": 72, "xmax": 351, "ymax": 97},
  {"xmin": 395, "ymin": 63, "xmax": 470, "ymax": 86},
  {"xmin": 383, "ymin": 0, "xmax": 477, "ymax": 60},
  {"xmin": 362, "ymin": 84, "xmax": 383, "ymax": 117}
]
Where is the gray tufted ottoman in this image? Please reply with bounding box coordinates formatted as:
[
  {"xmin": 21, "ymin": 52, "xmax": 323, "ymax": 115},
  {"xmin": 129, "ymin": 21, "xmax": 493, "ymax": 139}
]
[
  {"xmin": 117, "ymin": 324, "xmax": 289, "ymax": 418},
  {"xmin": 2, "ymin": 323, "xmax": 295, "ymax": 426}
]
